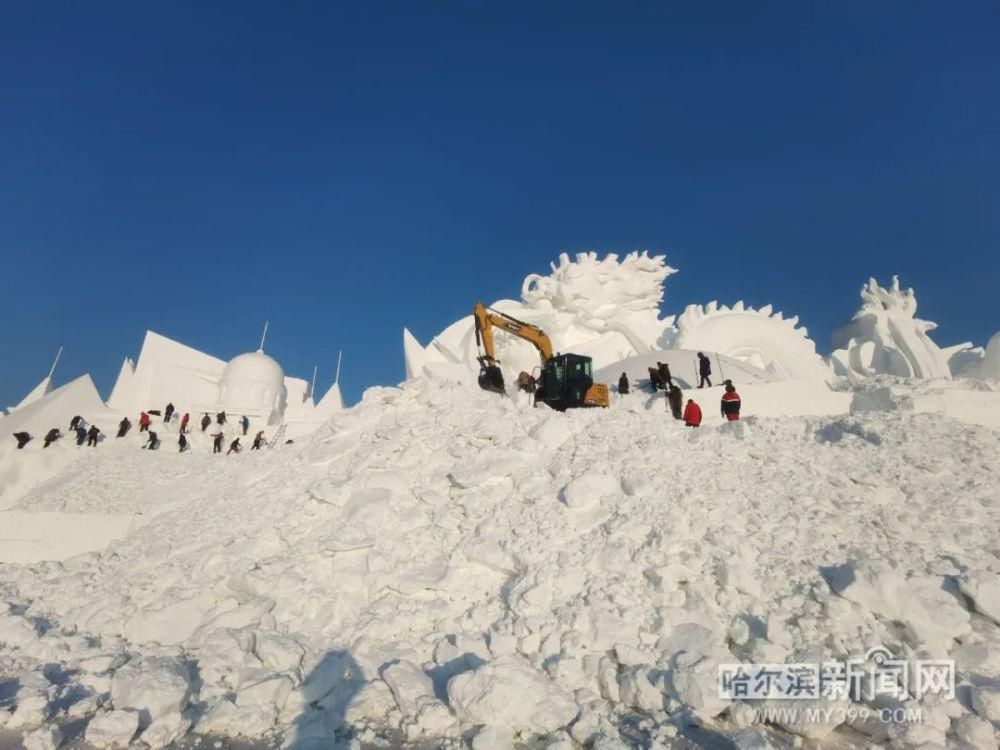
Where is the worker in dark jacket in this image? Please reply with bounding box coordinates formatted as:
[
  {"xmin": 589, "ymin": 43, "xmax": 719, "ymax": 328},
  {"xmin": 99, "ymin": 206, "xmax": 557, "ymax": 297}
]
[
  {"xmin": 164, "ymin": 402, "xmax": 175, "ymax": 423},
  {"xmin": 252, "ymin": 431, "xmax": 266, "ymax": 450},
  {"xmin": 178, "ymin": 433, "xmax": 188, "ymax": 453},
  {"xmin": 683, "ymin": 399, "xmax": 702, "ymax": 427},
  {"xmin": 667, "ymin": 384, "xmax": 684, "ymax": 420},
  {"xmin": 227, "ymin": 438, "xmax": 241, "ymax": 455},
  {"xmin": 721, "ymin": 382, "xmax": 742, "ymax": 421},
  {"xmin": 75, "ymin": 426, "xmax": 88, "ymax": 446},
  {"xmin": 697, "ymin": 352, "xmax": 712, "ymax": 389},
  {"xmin": 69, "ymin": 415, "xmax": 83, "ymax": 432},
  {"xmin": 201, "ymin": 413, "xmax": 212, "ymax": 432},
  {"xmin": 86, "ymin": 425, "xmax": 101, "ymax": 446},
  {"xmin": 212, "ymin": 432, "xmax": 224, "ymax": 454},
  {"xmin": 13, "ymin": 432, "xmax": 32, "ymax": 449},
  {"xmin": 117, "ymin": 417, "xmax": 131, "ymax": 437},
  {"xmin": 657, "ymin": 362, "xmax": 673, "ymax": 388},
  {"xmin": 240, "ymin": 415, "xmax": 250, "ymax": 436},
  {"xmin": 216, "ymin": 411, "xmax": 227, "ymax": 426},
  {"xmin": 618, "ymin": 373, "xmax": 629, "ymax": 394},
  {"xmin": 44, "ymin": 428, "xmax": 63, "ymax": 448},
  {"xmin": 143, "ymin": 431, "xmax": 159, "ymax": 450},
  {"xmin": 648, "ymin": 366, "xmax": 663, "ymax": 391}
]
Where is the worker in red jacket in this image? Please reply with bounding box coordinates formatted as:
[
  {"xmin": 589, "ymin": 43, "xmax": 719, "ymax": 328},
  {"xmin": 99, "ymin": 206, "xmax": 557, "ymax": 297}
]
[
  {"xmin": 138, "ymin": 411, "xmax": 151, "ymax": 433},
  {"xmin": 721, "ymin": 381, "xmax": 742, "ymax": 421},
  {"xmin": 683, "ymin": 399, "xmax": 702, "ymax": 427}
]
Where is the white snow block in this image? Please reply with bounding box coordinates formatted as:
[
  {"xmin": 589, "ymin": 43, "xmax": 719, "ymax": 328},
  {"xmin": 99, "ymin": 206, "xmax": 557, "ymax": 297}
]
[
  {"xmin": 255, "ymin": 632, "xmax": 305, "ymax": 673},
  {"xmin": 110, "ymin": 658, "xmax": 190, "ymax": 727},
  {"xmin": 85, "ymin": 710, "xmax": 140, "ymax": 748},
  {"xmin": 472, "ymin": 723, "xmax": 514, "ymax": 750},
  {"xmin": 235, "ymin": 674, "xmax": 293, "ymax": 709},
  {"xmin": 447, "ymin": 656, "xmax": 578, "ymax": 733},
  {"xmin": 560, "ymin": 471, "xmax": 620, "ymax": 508},
  {"xmin": 972, "ymin": 685, "xmax": 1000, "ymax": 723},
  {"xmin": 953, "ymin": 713, "xmax": 997, "ymax": 749},
  {"xmin": 22, "ymin": 725, "xmax": 64, "ymax": 750},
  {"xmin": 381, "ymin": 660, "xmax": 436, "ymax": 717},
  {"xmin": 7, "ymin": 694, "xmax": 49, "ymax": 729},
  {"xmin": 139, "ymin": 711, "xmax": 191, "ymax": 749},
  {"xmin": 959, "ymin": 573, "xmax": 1000, "ymax": 625}
]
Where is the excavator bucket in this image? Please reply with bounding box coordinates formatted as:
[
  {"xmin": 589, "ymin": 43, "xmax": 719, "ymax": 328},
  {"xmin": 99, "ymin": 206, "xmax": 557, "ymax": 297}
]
[{"xmin": 478, "ymin": 363, "xmax": 505, "ymax": 394}]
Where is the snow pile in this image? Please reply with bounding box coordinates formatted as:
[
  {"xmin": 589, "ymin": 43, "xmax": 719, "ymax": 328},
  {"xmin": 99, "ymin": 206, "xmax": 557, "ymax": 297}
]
[
  {"xmin": 1, "ymin": 378, "xmax": 1000, "ymax": 748},
  {"xmin": 831, "ymin": 276, "xmax": 974, "ymax": 380}
]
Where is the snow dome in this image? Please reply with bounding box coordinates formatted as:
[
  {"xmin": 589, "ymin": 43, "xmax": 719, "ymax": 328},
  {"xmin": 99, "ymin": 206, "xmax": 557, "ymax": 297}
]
[{"xmin": 216, "ymin": 350, "xmax": 288, "ymax": 424}]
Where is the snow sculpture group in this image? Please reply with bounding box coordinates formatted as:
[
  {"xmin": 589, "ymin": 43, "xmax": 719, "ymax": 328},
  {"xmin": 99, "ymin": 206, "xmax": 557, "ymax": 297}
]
[
  {"xmin": 404, "ymin": 250, "xmax": 999, "ymax": 387},
  {"xmin": 2, "ymin": 250, "xmax": 1000, "ymax": 750}
]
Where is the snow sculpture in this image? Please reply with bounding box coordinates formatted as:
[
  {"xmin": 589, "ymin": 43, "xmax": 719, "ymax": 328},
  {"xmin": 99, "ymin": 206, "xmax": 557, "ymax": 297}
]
[
  {"xmin": 404, "ymin": 251, "xmax": 677, "ymax": 380},
  {"xmin": 958, "ymin": 331, "xmax": 1000, "ymax": 381},
  {"xmin": 830, "ymin": 277, "xmax": 970, "ymax": 380},
  {"xmin": 673, "ymin": 302, "xmax": 831, "ymax": 381},
  {"xmin": 216, "ymin": 351, "xmax": 288, "ymax": 425}
]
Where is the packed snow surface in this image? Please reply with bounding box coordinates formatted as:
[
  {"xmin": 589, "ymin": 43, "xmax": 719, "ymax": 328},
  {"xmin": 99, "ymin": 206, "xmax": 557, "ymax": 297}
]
[{"xmin": 2, "ymin": 378, "xmax": 1000, "ymax": 748}]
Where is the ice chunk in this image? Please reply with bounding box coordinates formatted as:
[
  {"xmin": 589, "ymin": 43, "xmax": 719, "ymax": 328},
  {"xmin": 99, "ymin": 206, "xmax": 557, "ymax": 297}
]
[
  {"xmin": 85, "ymin": 710, "xmax": 140, "ymax": 748},
  {"xmin": 110, "ymin": 657, "xmax": 190, "ymax": 728}
]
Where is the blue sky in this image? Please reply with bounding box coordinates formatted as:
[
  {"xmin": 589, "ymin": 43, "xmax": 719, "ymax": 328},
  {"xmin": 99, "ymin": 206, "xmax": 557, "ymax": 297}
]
[{"xmin": 2, "ymin": 1, "xmax": 998, "ymax": 407}]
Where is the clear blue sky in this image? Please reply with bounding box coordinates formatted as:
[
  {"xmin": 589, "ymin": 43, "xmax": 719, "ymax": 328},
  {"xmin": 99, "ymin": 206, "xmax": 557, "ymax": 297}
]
[{"xmin": 2, "ymin": 2, "xmax": 998, "ymax": 407}]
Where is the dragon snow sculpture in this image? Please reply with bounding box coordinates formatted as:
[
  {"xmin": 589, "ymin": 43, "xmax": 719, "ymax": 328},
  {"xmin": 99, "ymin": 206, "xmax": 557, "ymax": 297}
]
[{"xmin": 830, "ymin": 276, "xmax": 974, "ymax": 380}]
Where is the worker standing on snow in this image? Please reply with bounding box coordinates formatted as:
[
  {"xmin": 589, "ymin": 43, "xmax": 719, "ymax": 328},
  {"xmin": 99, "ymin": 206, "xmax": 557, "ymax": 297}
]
[
  {"xmin": 13, "ymin": 432, "xmax": 32, "ymax": 449},
  {"xmin": 87, "ymin": 425, "xmax": 101, "ymax": 446},
  {"xmin": 227, "ymin": 437, "xmax": 241, "ymax": 455},
  {"xmin": 139, "ymin": 411, "xmax": 151, "ymax": 433},
  {"xmin": 201, "ymin": 413, "xmax": 211, "ymax": 432},
  {"xmin": 164, "ymin": 402, "xmax": 175, "ymax": 423},
  {"xmin": 697, "ymin": 352, "xmax": 712, "ymax": 389},
  {"xmin": 658, "ymin": 362, "xmax": 673, "ymax": 388},
  {"xmin": 212, "ymin": 432, "xmax": 224, "ymax": 454},
  {"xmin": 252, "ymin": 431, "xmax": 266, "ymax": 450},
  {"xmin": 240, "ymin": 415, "xmax": 249, "ymax": 436},
  {"xmin": 117, "ymin": 417, "xmax": 131, "ymax": 437},
  {"xmin": 618, "ymin": 373, "xmax": 629, "ymax": 394},
  {"xmin": 44, "ymin": 428, "xmax": 63, "ymax": 448},
  {"xmin": 216, "ymin": 411, "xmax": 227, "ymax": 426},
  {"xmin": 178, "ymin": 433, "xmax": 188, "ymax": 453},
  {"xmin": 721, "ymin": 381, "xmax": 742, "ymax": 421},
  {"xmin": 179, "ymin": 412, "xmax": 190, "ymax": 434},
  {"xmin": 69, "ymin": 415, "xmax": 83, "ymax": 432},
  {"xmin": 144, "ymin": 431, "xmax": 159, "ymax": 450},
  {"xmin": 667, "ymin": 383, "xmax": 684, "ymax": 420},
  {"xmin": 683, "ymin": 399, "xmax": 702, "ymax": 427},
  {"xmin": 75, "ymin": 426, "xmax": 88, "ymax": 446},
  {"xmin": 648, "ymin": 366, "xmax": 663, "ymax": 391}
]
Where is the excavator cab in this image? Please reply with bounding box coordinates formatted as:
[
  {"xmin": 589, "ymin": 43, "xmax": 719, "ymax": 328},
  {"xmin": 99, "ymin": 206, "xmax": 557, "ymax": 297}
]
[{"xmin": 536, "ymin": 353, "xmax": 609, "ymax": 410}]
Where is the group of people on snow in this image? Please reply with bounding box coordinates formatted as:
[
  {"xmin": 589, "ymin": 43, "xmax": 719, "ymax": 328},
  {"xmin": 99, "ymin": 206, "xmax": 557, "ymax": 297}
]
[
  {"xmin": 617, "ymin": 352, "xmax": 742, "ymax": 428},
  {"xmin": 11, "ymin": 402, "xmax": 269, "ymax": 455}
]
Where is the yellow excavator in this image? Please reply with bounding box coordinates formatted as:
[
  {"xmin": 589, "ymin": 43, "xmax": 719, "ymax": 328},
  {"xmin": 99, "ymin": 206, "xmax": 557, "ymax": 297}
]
[{"xmin": 473, "ymin": 301, "xmax": 609, "ymax": 410}]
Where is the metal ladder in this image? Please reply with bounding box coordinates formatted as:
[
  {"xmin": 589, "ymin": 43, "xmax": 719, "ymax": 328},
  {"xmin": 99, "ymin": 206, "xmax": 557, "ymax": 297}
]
[{"xmin": 267, "ymin": 423, "xmax": 287, "ymax": 449}]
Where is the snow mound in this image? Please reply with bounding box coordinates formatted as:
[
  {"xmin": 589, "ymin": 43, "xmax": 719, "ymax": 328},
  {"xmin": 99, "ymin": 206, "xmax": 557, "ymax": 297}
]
[{"xmin": 1, "ymin": 377, "xmax": 999, "ymax": 747}]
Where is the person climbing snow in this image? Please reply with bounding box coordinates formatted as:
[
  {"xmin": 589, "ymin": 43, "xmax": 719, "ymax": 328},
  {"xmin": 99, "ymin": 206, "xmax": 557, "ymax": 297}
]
[
  {"xmin": 75, "ymin": 426, "xmax": 87, "ymax": 446},
  {"xmin": 240, "ymin": 415, "xmax": 250, "ymax": 436},
  {"xmin": 217, "ymin": 411, "xmax": 227, "ymax": 426},
  {"xmin": 143, "ymin": 431, "xmax": 159, "ymax": 450},
  {"xmin": 648, "ymin": 366, "xmax": 663, "ymax": 391},
  {"xmin": 43, "ymin": 428, "xmax": 62, "ymax": 448},
  {"xmin": 618, "ymin": 373, "xmax": 630, "ymax": 394},
  {"xmin": 721, "ymin": 381, "xmax": 742, "ymax": 421},
  {"xmin": 683, "ymin": 399, "xmax": 702, "ymax": 427},
  {"xmin": 201, "ymin": 413, "xmax": 211, "ymax": 432},
  {"xmin": 164, "ymin": 402, "xmax": 175, "ymax": 423},
  {"xmin": 212, "ymin": 432, "xmax": 224, "ymax": 454},
  {"xmin": 69, "ymin": 415, "xmax": 83, "ymax": 432},
  {"xmin": 178, "ymin": 433, "xmax": 188, "ymax": 453},
  {"xmin": 667, "ymin": 383, "xmax": 684, "ymax": 420},
  {"xmin": 139, "ymin": 411, "xmax": 151, "ymax": 433},
  {"xmin": 227, "ymin": 437, "xmax": 241, "ymax": 455},
  {"xmin": 697, "ymin": 352, "xmax": 712, "ymax": 389},
  {"xmin": 117, "ymin": 417, "xmax": 131, "ymax": 438},
  {"xmin": 252, "ymin": 430, "xmax": 266, "ymax": 450},
  {"xmin": 179, "ymin": 412, "xmax": 190, "ymax": 434},
  {"xmin": 86, "ymin": 425, "xmax": 101, "ymax": 446},
  {"xmin": 13, "ymin": 432, "xmax": 32, "ymax": 449}
]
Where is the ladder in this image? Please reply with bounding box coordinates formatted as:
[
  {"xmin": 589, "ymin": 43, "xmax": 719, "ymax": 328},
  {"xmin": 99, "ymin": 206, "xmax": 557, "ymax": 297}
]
[{"xmin": 267, "ymin": 423, "xmax": 287, "ymax": 449}]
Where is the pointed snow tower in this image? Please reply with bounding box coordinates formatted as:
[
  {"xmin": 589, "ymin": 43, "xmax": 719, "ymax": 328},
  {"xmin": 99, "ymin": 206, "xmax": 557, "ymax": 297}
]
[
  {"xmin": 313, "ymin": 350, "xmax": 345, "ymax": 419},
  {"xmin": 6, "ymin": 347, "xmax": 62, "ymax": 413}
]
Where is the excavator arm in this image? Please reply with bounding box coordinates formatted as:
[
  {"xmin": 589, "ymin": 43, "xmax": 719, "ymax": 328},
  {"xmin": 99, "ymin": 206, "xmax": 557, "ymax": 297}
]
[{"xmin": 473, "ymin": 301, "xmax": 554, "ymax": 366}]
